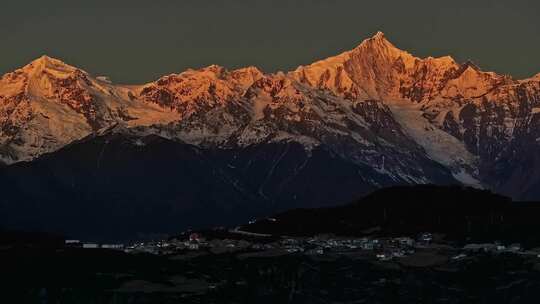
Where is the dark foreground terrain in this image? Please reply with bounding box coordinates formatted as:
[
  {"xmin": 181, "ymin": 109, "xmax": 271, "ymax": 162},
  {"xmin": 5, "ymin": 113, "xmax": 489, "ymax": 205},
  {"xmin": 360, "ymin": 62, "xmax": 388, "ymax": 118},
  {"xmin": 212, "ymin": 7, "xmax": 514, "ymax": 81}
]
[
  {"xmin": 4, "ymin": 185, "xmax": 540, "ymax": 303},
  {"xmin": 3, "ymin": 241, "xmax": 540, "ymax": 304}
]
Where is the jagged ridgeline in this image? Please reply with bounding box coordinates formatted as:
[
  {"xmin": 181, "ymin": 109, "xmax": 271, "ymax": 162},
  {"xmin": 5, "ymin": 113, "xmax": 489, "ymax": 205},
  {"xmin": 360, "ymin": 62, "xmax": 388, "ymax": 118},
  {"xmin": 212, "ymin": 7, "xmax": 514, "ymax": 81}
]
[{"xmin": 1, "ymin": 32, "xmax": 540, "ymax": 239}]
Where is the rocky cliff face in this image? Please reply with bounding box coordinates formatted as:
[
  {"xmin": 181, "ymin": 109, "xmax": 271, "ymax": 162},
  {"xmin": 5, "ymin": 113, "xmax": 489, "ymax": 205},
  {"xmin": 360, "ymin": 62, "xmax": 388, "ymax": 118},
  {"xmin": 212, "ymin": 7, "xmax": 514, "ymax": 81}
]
[{"xmin": 1, "ymin": 32, "xmax": 540, "ymax": 200}]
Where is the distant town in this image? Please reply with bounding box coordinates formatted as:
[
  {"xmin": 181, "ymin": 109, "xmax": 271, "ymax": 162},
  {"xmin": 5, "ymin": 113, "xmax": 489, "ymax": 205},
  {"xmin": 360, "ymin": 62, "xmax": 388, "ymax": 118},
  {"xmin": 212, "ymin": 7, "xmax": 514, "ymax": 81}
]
[{"xmin": 64, "ymin": 225, "xmax": 540, "ymax": 264}]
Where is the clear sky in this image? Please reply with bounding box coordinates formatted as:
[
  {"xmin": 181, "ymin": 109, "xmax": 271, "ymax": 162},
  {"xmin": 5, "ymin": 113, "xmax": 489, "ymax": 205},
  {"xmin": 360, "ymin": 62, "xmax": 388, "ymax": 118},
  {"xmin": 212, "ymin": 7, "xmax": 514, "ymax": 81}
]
[{"xmin": 1, "ymin": 0, "xmax": 539, "ymax": 83}]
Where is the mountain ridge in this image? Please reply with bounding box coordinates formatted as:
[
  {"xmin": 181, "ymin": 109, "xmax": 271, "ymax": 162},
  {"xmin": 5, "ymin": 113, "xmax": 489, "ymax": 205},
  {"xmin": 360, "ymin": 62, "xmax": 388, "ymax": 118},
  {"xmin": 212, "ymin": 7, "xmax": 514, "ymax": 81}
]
[{"xmin": 2, "ymin": 31, "xmax": 540, "ymax": 201}]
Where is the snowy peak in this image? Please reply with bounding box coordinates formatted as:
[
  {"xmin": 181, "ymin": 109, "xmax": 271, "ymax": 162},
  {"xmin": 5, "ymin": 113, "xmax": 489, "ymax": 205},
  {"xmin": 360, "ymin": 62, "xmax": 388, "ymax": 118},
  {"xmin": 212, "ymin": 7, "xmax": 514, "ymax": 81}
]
[
  {"xmin": 290, "ymin": 31, "xmax": 520, "ymax": 103},
  {"xmin": 460, "ymin": 60, "xmax": 481, "ymax": 72},
  {"xmin": 303, "ymin": 32, "xmax": 418, "ymax": 100},
  {"xmin": 372, "ymin": 31, "xmax": 386, "ymax": 39},
  {"xmin": 139, "ymin": 65, "xmax": 263, "ymax": 118},
  {"xmin": 0, "ymin": 55, "xmax": 94, "ymax": 101},
  {"xmin": 437, "ymin": 60, "xmax": 512, "ymax": 99},
  {"xmin": 247, "ymin": 72, "xmax": 302, "ymax": 103},
  {"xmin": 290, "ymin": 31, "xmax": 411, "ymax": 100},
  {"xmin": 291, "ymin": 51, "xmax": 360, "ymax": 100},
  {"xmin": 23, "ymin": 55, "xmax": 78, "ymax": 74},
  {"xmin": 354, "ymin": 31, "xmax": 416, "ymax": 64},
  {"xmin": 293, "ymin": 32, "xmax": 456, "ymax": 101},
  {"xmin": 228, "ymin": 66, "xmax": 265, "ymax": 91},
  {"xmin": 354, "ymin": 31, "xmax": 406, "ymax": 56},
  {"xmin": 0, "ymin": 56, "xmax": 182, "ymax": 164}
]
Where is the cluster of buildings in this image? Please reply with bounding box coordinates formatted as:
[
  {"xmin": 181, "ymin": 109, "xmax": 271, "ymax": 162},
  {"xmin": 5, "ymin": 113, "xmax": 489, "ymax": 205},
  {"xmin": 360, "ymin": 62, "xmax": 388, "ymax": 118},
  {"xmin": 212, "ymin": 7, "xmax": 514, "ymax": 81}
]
[
  {"xmin": 450, "ymin": 242, "xmax": 540, "ymax": 260},
  {"xmin": 64, "ymin": 239, "xmax": 124, "ymax": 250},
  {"xmin": 67, "ymin": 231, "xmax": 540, "ymax": 262},
  {"xmin": 462, "ymin": 242, "xmax": 523, "ymax": 254},
  {"xmin": 123, "ymin": 233, "xmax": 253, "ymax": 255},
  {"xmin": 119, "ymin": 232, "xmax": 422, "ymax": 261},
  {"xmin": 285, "ymin": 236, "xmax": 418, "ymax": 260}
]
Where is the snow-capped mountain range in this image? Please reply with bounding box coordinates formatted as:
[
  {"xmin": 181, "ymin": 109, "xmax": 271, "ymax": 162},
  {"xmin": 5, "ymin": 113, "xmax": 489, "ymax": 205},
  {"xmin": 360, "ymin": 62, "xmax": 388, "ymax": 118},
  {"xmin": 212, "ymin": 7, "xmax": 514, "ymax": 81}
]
[{"xmin": 2, "ymin": 31, "xmax": 540, "ymax": 204}]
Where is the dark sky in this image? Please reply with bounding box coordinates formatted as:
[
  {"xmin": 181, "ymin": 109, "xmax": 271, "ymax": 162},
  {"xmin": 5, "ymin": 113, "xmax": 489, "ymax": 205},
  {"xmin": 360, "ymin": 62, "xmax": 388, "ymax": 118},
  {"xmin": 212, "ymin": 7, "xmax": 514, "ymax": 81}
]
[{"xmin": 1, "ymin": 0, "xmax": 539, "ymax": 83}]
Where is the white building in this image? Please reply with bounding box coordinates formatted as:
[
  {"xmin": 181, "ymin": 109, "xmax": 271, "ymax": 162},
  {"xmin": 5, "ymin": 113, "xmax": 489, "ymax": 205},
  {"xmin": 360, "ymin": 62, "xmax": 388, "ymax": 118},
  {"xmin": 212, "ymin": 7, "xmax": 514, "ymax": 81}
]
[
  {"xmin": 102, "ymin": 244, "xmax": 124, "ymax": 250},
  {"xmin": 83, "ymin": 243, "xmax": 99, "ymax": 249}
]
